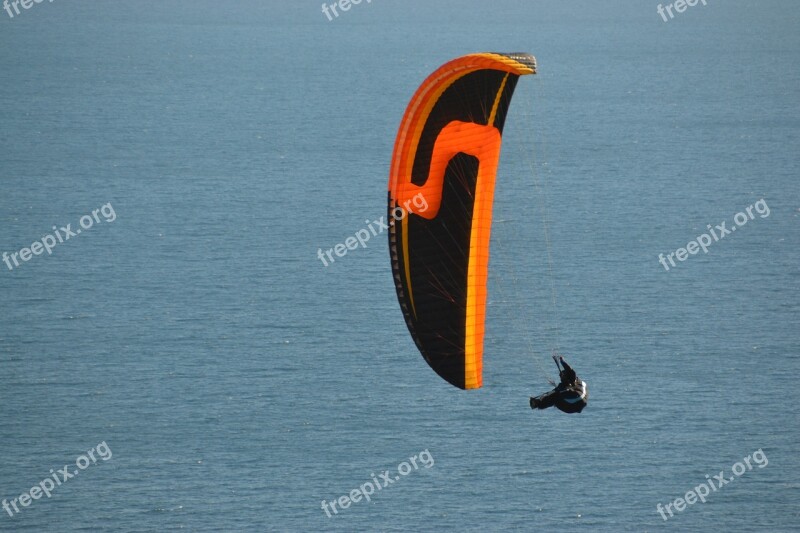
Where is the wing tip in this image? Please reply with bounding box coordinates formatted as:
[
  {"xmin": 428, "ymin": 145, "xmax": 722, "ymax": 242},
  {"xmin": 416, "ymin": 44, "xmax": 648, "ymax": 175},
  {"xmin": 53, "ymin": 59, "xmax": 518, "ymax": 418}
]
[{"xmin": 486, "ymin": 52, "xmax": 537, "ymax": 74}]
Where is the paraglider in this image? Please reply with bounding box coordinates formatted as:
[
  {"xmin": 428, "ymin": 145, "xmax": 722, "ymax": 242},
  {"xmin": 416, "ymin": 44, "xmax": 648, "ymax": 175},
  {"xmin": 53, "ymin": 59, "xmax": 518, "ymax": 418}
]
[
  {"xmin": 529, "ymin": 355, "xmax": 588, "ymax": 414},
  {"xmin": 387, "ymin": 52, "xmax": 588, "ymax": 412}
]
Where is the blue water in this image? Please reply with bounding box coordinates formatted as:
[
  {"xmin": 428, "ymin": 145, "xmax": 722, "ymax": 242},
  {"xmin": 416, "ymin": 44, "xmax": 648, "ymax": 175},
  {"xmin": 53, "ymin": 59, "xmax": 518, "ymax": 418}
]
[{"xmin": 1, "ymin": 1, "xmax": 798, "ymax": 531}]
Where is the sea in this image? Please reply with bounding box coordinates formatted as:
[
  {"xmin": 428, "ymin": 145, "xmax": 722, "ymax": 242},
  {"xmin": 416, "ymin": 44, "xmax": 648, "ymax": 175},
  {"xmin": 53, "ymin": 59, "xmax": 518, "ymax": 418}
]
[{"xmin": 1, "ymin": 1, "xmax": 798, "ymax": 531}]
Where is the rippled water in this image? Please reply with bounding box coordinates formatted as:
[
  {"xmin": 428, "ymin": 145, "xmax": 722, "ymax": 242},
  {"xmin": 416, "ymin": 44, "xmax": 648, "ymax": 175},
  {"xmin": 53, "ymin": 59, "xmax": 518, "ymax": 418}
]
[{"xmin": 1, "ymin": 1, "xmax": 798, "ymax": 531}]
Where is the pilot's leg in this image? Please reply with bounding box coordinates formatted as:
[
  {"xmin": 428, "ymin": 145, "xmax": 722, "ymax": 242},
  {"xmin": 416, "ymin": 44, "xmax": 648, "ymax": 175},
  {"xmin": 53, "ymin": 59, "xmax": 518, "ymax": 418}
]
[{"xmin": 530, "ymin": 389, "xmax": 559, "ymax": 409}]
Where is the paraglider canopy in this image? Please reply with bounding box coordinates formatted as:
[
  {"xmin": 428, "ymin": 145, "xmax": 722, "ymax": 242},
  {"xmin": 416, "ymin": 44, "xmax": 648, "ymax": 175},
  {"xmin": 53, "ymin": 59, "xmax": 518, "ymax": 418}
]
[{"xmin": 388, "ymin": 53, "xmax": 537, "ymax": 390}]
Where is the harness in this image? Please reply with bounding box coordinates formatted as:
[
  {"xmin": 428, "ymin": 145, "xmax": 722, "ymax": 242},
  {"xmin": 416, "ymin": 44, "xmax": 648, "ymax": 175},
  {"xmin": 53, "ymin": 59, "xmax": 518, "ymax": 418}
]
[{"xmin": 562, "ymin": 380, "xmax": 587, "ymax": 404}]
